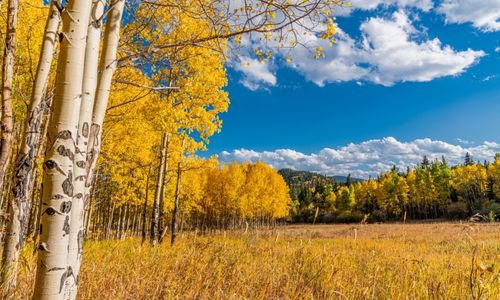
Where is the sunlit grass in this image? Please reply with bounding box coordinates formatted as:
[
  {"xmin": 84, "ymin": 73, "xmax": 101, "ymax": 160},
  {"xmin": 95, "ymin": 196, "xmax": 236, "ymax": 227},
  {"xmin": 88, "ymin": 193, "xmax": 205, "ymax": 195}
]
[{"xmin": 14, "ymin": 223, "xmax": 500, "ymax": 299}]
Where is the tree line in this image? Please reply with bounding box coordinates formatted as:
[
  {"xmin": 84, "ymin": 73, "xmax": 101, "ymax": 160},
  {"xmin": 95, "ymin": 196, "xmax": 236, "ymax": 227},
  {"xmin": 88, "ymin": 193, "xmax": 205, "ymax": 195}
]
[{"xmin": 284, "ymin": 153, "xmax": 500, "ymax": 223}]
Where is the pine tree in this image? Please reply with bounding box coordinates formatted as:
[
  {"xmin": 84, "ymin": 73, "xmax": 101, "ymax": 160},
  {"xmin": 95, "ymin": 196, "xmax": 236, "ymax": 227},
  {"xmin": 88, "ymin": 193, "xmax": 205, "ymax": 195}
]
[{"xmin": 464, "ymin": 152, "xmax": 474, "ymax": 166}]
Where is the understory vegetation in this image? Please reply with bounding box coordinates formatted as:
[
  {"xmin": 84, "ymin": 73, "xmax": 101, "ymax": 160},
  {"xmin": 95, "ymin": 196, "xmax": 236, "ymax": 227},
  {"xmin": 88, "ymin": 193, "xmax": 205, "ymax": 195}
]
[{"xmin": 12, "ymin": 224, "xmax": 500, "ymax": 299}]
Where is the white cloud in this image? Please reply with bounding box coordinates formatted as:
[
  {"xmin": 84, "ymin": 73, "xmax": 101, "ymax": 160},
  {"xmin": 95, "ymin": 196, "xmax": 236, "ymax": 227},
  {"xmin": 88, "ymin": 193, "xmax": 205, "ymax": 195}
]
[
  {"xmin": 456, "ymin": 138, "xmax": 475, "ymax": 145},
  {"xmin": 352, "ymin": 0, "xmax": 433, "ymax": 12},
  {"xmin": 482, "ymin": 75, "xmax": 498, "ymax": 82},
  {"xmin": 234, "ymin": 56, "xmax": 277, "ymax": 91},
  {"xmin": 495, "ymin": 47, "xmax": 500, "ymax": 52},
  {"xmin": 287, "ymin": 11, "xmax": 485, "ymax": 86},
  {"xmin": 438, "ymin": 0, "xmax": 500, "ymax": 32},
  {"xmin": 219, "ymin": 137, "xmax": 500, "ymax": 178},
  {"xmin": 360, "ymin": 11, "xmax": 485, "ymax": 85}
]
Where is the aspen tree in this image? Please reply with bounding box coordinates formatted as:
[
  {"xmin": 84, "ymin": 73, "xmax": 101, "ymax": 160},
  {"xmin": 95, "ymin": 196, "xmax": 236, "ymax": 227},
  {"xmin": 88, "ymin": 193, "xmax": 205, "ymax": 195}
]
[
  {"xmin": 158, "ymin": 133, "xmax": 170, "ymax": 243},
  {"xmin": 141, "ymin": 166, "xmax": 151, "ymax": 245},
  {"xmin": 86, "ymin": 0, "xmax": 125, "ymax": 189},
  {"xmin": 65, "ymin": 1, "xmax": 105, "ymax": 298},
  {"xmin": 2, "ymin": 1, "xmax": 61, "ymax": 293},
  {"xmin": 33, "ymin": 0, "xmax": 92, "ymax": 298},
  {"xmin": 0, "ymin": 0, "xmax": 18, "ymax": 201},
  {"xmin": 170, "ymin": 137, "xmax": 185, "ymax": 246},
  {"xmin": 170, "ymin": 159, "xmax": 182, "ymax": 246},
  {"xmin": 151, "ymin": 133, "xmax": 167, "ymax": 245}
]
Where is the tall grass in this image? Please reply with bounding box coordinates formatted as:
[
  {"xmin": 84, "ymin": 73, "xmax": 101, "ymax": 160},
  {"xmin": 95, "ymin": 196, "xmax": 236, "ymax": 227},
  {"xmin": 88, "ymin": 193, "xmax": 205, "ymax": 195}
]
[{"xmin": 13, "ymin": 224, "xmax": 500, "ymax": 299}]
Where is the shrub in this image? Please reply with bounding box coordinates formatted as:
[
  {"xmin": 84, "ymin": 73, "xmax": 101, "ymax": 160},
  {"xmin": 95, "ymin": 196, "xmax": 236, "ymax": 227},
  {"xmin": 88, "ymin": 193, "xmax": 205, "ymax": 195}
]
[
  {"xmin": 446, "ymin": 202, "xmax": 469, "ymax": 219},
  {"xmin": 369, "ymin": 210, "xmax": 388, "ymax": 222},
  {"xmin": 335, "ymin": 211, "xmax": 364, "ymax": 223}
]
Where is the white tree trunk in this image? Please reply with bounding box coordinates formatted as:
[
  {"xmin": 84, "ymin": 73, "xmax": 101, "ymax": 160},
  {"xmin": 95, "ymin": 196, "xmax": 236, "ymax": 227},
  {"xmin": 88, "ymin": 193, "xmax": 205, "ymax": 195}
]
[
  {"xmin": 86, "ymin": 0, "xmax": 125, "ymax": 189},
  {"xmin": 151, "ymin": 133, "xmax": 168, "ymax": 245},
  {"xmin": 170, "ymin": 160, "xmax": 182, "ymax": 246},
  {"xmin": 33, "ymin": 0, "xmax": 92, "ymax": 298},
  {"xmin": 0, "ymin": 0, "xmax": 18, "ymax": 210},
  {"xmin": 158, "ymin": 133, "xmax": 169, "ymax": 243},
  {"xmin": 1, "ymin": 2, "xmax": 60, "ymax": 295},
  {"xmin": 64, "ymin": 1, "xmax": 105, "ymax": 298}
]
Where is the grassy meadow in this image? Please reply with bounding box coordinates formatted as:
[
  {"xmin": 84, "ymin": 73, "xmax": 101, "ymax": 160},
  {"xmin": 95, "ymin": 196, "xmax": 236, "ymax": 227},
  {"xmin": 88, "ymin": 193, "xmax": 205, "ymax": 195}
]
[{"xmin": 13, "ymin": 223, "xmax": 500, "ymax": 299}]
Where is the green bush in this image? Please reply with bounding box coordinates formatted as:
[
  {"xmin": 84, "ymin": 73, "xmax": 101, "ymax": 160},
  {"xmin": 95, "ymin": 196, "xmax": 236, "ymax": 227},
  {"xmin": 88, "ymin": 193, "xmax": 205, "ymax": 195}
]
[
  {"xmin": 479, "ymin": 201, "xmax": 500, "ymax": 221},
  {"xmin": 446, "ymin": 202, "xmax": 469, "ymax": 219},
  {"xmin": 369, "ymin": 210, "xmax": 387, "ymax": 222},
  {"xmin": 335, "ymin": 211, "xmax": 364, "ymax": 223}
]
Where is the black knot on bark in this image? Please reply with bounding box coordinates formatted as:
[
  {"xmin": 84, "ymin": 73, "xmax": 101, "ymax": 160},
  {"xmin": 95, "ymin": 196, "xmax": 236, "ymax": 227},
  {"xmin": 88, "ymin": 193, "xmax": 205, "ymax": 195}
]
[
  {"xmin": 44, "ymin": 160, "xmax": 57, "ymax": 170},
  {"xmin": 57, "ymin": 130, "xmax": 72, "ymax": 140},
  {"xmin": 60, "ymin": 201, "xmax": 72, "ymax": 213},
  {"xmin": 44, "ymin": 207, "xmax": 59, "ymax": 216},
  {"xmin": 38, "ymin": 242, "xmax": 49, "ymax": 252}
]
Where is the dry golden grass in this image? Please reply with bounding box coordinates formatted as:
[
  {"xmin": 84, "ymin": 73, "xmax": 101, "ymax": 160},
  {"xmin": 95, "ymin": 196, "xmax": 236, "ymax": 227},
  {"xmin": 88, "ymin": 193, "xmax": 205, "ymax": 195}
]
[{"xmin": 14, "ymin": 223, "xmax": 500, "ymax": 299}]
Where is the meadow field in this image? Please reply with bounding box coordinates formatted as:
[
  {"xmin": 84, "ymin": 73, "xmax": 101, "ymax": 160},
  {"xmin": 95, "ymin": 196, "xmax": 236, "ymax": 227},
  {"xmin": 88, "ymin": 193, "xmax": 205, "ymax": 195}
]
[{"xmin": 14, "ymin": 223, "xmax": 500, "ymax": 299}]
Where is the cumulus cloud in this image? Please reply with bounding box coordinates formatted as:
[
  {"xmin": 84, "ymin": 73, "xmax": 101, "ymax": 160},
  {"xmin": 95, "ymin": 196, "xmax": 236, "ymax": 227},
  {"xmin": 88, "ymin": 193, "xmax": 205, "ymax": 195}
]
[
  {"xmin": 360, "ymin": 11, "xmax": 484, "ymax": 85},
  {"xmin": 288, "ymin": 11, "xmax": 485, "ymax": 86},
  {"xmin": 219, "ymin": 137, "xmax": 500, "ymax": 178},
  {"xmin": 233, "ymin": 56, "xmax": 277, "ymax": 91},
  {"xmin": 438, "ymin": 0, "xmax": 500, "ymax": 32}
]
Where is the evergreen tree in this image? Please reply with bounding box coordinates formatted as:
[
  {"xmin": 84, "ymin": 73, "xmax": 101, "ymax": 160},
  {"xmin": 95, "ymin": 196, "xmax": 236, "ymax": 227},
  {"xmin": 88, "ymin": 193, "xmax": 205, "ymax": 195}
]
[
  {"xmin": 464, "ymin": 152, "xmax": 474, "ymax": 166},
  {"xmin": 421, "ymin": 155, "xmax": 430, "ymax": 168}
]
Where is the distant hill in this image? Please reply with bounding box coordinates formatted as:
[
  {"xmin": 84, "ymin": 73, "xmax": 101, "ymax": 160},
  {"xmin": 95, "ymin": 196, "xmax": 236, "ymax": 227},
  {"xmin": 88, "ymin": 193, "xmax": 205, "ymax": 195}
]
[{"xmin": 278, "ymin": 168, "xmax": 363, "ymax": 186}]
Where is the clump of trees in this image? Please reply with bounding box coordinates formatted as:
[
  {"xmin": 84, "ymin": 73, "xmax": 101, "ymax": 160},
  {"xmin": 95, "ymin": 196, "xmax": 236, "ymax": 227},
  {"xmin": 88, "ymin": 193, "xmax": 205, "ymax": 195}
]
[
  {"xmin": 286, "ymin": 154, "xmax": 500, "ymax": 223},
  {"xmin": 87, "ymin": 160, "xmax": 291, "ymax": 243}
]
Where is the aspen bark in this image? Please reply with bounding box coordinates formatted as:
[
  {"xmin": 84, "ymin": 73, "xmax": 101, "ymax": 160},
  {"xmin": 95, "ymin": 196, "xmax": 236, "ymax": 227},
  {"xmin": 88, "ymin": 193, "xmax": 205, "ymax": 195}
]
[
  {"xmin": 124, "ymin": 204, "xmax": 130, "ymax": 238},
  {"xmin": 170, "ymin": 160, "xmax": 182, "ymax": 246},
  {"xmin": 130, "ymin": 205, "xmax": 137, "ymax": 236},
  {"xmin": 105, "ymin": 201, "xmax": 115, "ymax": 239},
  {"xmin": 65, "ymin": 1, "xmax": 105, "ymax": 298},
  {"xmin": 86, "ymin": 0, "xmax": 125, "ymax": 192},
  {"xmin": 0, "ymin": 0, "xmax": 18, "ymax": 295},
  {"xmin": 141, "ymin": 166, "xmax": 151, "ymax": 246},
  {"xmin": 150, "ymin": 133, "xmax": 167, "ymax": 245},
  {"xmin": 0, "ymin": 0, "xmax": 17, "ymax": 216},
  {"xmin": 33, "ymin": 0, "xmax": 92, "ymax": 298},
  {"xmin": 158, "ymin": 133, "xmax": 169, "ymax": 243},
  {"xmin": 2, "ymin": 2, "xmax": 60, "ymax": 294}
]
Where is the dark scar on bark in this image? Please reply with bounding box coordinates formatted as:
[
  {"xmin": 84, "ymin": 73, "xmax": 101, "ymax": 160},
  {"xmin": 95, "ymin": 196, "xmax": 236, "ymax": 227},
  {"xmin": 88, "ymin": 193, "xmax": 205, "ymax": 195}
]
[
  {"xmin": 38, "ymin": 242, "xmax": 49, "ymax": 252},
  {"xmin": 43, "ymin": 160, "xmax": 66, "ymax": 176},
  {"xmin": 56, "ymin": 145, "xmax": 74, "ymax": 161},
  {"xmin": 76, "ymin": 160, "xmax": 86, "ymax": 168},
  {"xmin": 53, "ymin": 194, "xmax": 64, "ymax": 200},
  {"xmin": 43, "ymin": 207, "xmax": 62, "ymax": 216},
  {"xmin": 63, "ymin": 215, "xmax": 70, "ymax": 236},
  {"xmin": 75, "ymin": 175, "xmax": 86, "ymax": 182},
  {"xmin": 57, "ymin": 130, "xmax": 72, "ymax": 140},
  {"xmin": 48, "ymin": 267, "xmax": 65, "ymax": 272},
  {"xmin": 62, "ymin": 171, "xmax": 74, "ymax": 197},
  {"xmin": 59, "ymin": 266, "xmax": 75, "ymax": 293},
  {"xmin": 60, "ymin": 201, "xmax": 72, "ymax": 213},
  {"xmin": 77, "ymin": 230, "xmax": 85, "ymax": 255},
  {"xmin": 75, "ymin": 193, "xmax": 83, "ymax": 199},
  {"xmin": 82, "ymin": 122, "xmax": 89, "ymax": 138}
]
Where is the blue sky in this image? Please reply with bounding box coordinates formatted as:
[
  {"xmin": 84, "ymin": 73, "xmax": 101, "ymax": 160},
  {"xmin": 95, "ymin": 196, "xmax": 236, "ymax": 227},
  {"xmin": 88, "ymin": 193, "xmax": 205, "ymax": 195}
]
[{"xmin": 208, "ymin": 1, "xmax": 500, "ymax": 177}]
